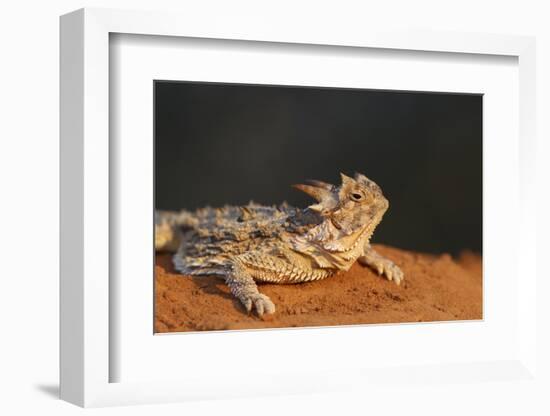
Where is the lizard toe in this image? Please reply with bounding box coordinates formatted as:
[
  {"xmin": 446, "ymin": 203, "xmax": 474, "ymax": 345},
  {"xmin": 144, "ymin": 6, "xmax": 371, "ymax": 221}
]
[
  {"xmin": 393, "ymin": 267, "xmax": 404, "ymax": 285},
  {"xmin": 251, "ymin": 294, "xmax": 276, "ymax": 317},
  {"xmin": 242, "ymin": 298, "xmax": 253, "ymax": 313},
  {"xmin": 385, "ymin": 263, "xmax": 404, "ymax": 285}
]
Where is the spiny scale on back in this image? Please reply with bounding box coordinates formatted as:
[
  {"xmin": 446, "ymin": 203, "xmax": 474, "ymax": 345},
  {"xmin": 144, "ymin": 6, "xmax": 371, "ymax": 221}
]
[
  {"xmin": 155, "ymin": 173, "xmax": 404, "ymax": 316},
  {"xmin": 163, "ymin": 202, "xmax": 323, "ymax": 280}
]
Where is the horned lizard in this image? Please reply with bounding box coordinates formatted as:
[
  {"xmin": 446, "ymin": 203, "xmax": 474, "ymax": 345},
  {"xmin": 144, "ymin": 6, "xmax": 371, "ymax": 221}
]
[{"xmin": 155, "ymin": 173, "xmax": 404, "ymax": 316}]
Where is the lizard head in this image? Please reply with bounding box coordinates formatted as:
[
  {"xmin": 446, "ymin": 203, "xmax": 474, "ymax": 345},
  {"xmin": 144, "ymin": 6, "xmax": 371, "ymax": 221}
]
[
  {"xmin": 293, "ymin": 172, "xmax": 389, "ymax": 240},
  {"xmin": 291, "ymin": 173, "xmax": 389, "ymax": 269}
]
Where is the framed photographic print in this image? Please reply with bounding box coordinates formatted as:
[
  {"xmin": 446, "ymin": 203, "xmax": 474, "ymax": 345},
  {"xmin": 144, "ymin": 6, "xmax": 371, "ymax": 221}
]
[
  {"xmin": 152, "ymin": 80, "xmax": 483, "ymax": 331},
  {"xmin": 60, "ymin": 7, "xmax": 538, "ymax": 407}
]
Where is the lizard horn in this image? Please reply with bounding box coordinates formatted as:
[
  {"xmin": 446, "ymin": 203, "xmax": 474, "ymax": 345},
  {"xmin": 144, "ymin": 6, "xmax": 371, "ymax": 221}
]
[
  {"xmin": 292, "ymin": 183, "xmax": 332, "ymax": 202},
  {"xmin": 305, "ymin": 179, "xmax": 334, "ymax": 191},
  {"xmin": 340, "ymin": 172, "xmax": 355, "ymax": 187}
]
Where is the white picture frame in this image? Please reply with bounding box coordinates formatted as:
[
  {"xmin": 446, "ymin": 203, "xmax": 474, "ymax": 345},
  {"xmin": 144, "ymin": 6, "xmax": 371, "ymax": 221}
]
[{"xmin": 60, "ymin": 7, "xmax": 537, "ymax": 408}]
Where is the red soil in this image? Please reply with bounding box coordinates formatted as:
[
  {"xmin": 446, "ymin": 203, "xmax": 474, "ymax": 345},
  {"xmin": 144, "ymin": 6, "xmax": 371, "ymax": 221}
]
[{"xmin": 155, "ymin": 244, "xmax": 482, "ymax": 332}]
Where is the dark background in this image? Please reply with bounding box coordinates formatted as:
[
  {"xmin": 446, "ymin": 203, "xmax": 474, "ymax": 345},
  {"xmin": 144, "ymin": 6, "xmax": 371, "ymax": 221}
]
[{"xmin": 155, "ymin": 81, "xmax": 482, "ymax": 255}]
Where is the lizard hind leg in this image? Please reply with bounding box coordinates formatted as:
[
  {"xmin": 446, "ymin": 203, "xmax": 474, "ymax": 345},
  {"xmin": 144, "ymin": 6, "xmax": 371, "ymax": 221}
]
[{"xmin": 225, "ymin": 259, "xmax": 276, "ymax": 317}]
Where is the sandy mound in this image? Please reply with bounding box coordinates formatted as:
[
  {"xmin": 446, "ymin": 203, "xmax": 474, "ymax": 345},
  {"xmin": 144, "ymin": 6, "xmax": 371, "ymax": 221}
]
[{"xmin": 155, "ymin": 244, "xmax": 482, "ymax": 332}]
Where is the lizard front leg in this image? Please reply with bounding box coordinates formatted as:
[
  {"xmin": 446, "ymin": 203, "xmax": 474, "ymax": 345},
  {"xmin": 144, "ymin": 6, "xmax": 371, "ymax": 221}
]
[
  {"xmin": 225, "ymin": 258, "xmax": 276, "ymax": 316},
  {"xmin": 358, "ymin": 243, "xmax": 404, "ymax": 285}
]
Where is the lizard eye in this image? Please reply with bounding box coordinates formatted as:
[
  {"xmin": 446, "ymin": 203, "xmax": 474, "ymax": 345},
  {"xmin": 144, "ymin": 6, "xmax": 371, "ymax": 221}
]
[{"xmin": 350, "ymin": 192, "xmax": 364, "ymax": 202}]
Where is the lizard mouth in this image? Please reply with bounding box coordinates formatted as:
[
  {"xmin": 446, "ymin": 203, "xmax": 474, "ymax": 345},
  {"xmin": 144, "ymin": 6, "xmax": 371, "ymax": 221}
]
[
  {"xmin": 323, "ymin": 204, "xmax": 388, "ymax": 254},
  {"xmin": 322, "ymin": 222, "xmax": 373, "ymax": 254}
]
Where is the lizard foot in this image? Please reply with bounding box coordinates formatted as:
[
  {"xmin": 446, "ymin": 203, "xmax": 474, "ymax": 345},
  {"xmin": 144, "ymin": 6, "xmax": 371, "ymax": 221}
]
[
  {"xmin": 241, "ymin": 293, "xmax": 276, "ymax": 317},
  {"xmin": 359, "ymin": 256, "xmax": 404, "ymax": 285},
  {"xmin": 375, "ymin": 258, "xmax": 404, "ymax": 285}
]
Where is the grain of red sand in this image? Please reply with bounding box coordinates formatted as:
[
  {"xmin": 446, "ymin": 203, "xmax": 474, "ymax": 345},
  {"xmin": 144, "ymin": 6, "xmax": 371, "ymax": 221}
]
[{"xmin": 155, "ymin": 244, "xmax": 482, "ymax": 332}]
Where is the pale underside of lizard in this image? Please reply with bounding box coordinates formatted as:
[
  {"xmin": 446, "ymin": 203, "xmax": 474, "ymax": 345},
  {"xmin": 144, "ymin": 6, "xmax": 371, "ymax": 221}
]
[{"xmin": 155, "ymin": 173, "xmax": 404, "ymax": 316}]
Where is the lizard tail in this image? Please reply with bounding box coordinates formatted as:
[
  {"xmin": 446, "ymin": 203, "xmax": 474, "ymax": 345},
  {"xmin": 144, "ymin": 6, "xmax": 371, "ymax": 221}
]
[{"xmin": 154, "ymin": 209, "xmax": 196, "ymax": 252}]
